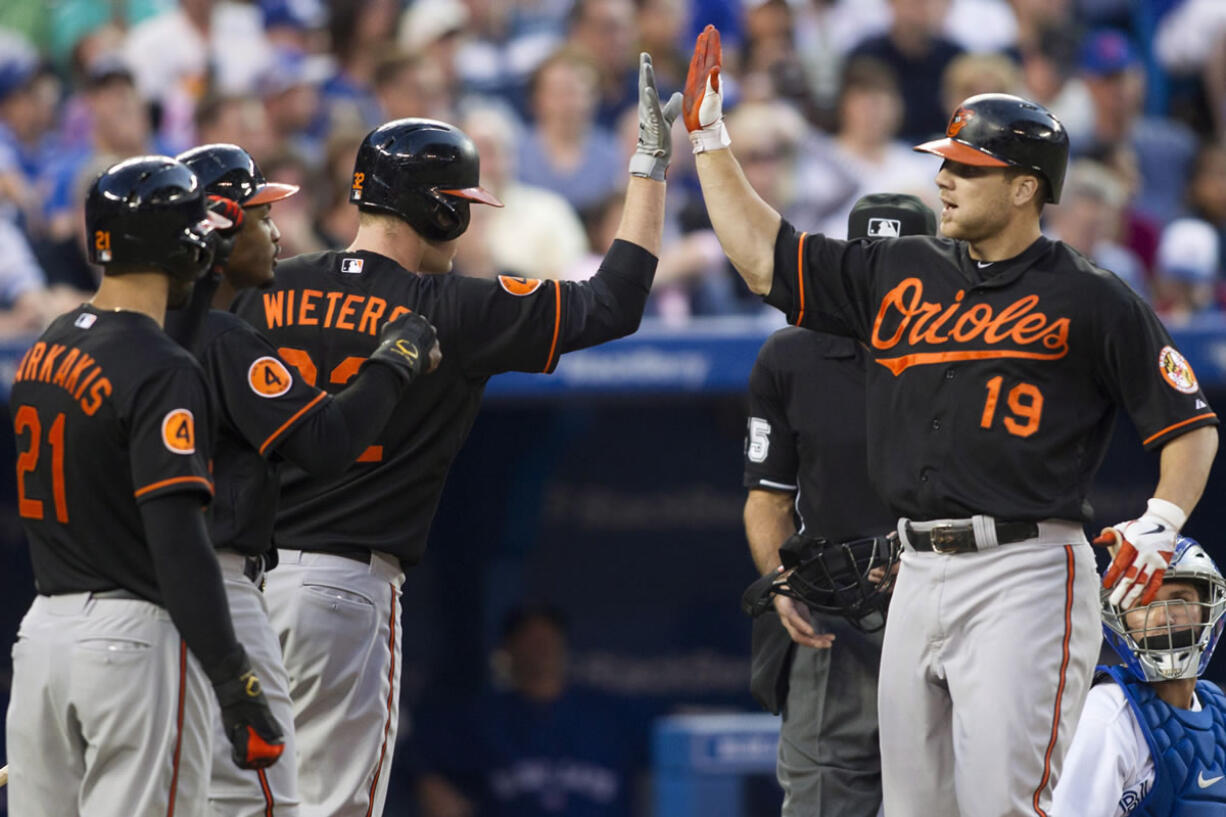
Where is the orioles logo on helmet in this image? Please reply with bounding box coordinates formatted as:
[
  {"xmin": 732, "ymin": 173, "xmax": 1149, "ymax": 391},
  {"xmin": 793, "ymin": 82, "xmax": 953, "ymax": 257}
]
[{"xmin": 947, "ymin": 107, "xmax": 975, "ymax": 138}]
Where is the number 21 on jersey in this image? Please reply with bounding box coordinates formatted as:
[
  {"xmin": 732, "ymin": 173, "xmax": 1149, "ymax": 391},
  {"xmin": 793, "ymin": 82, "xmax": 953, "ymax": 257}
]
[
  {"xmin": 14, "ymin": 406, "xmax": 68, "ymax": 522},
  {"xmin": 980, "ymin": 376, "xmax": 1044, "ymax": 438}
]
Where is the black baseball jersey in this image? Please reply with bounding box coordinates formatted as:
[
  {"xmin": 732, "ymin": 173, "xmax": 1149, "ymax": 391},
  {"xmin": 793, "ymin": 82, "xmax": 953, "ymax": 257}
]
[
  {"xmin": 233, "ymin": 240, "xmax": 655, "ymax": 563},
  {"xmin": 10, "ymin": 305, "xmax": 214, "ymax": 600},
  {"xmin": 195, "ymin": 309, "xmax": 329, "ymax": 557},
  {"xmin": 765, "ymin": 222, "xmax": 1219, "ymax": 523},
  {"xmin": 744, "ymin": 327, "xmax": 895, "ymax": 541}
]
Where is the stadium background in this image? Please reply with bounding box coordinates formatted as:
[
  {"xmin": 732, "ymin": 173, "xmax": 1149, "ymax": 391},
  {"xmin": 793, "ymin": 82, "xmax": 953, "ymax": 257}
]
[{"xmin": 2, "ymin": 0, "xmax": 1226, "ymax": 814}]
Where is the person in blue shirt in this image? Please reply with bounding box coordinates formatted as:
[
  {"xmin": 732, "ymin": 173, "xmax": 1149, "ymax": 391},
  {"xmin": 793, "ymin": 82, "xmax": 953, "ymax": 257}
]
[{"xmin": 412, "ymin": 604, "xmax": 644, "ymax": 817}]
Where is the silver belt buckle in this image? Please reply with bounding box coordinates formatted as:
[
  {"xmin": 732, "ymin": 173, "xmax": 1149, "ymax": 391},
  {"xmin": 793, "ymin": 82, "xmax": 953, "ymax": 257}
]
[{"xmin": 928, "ymin": 524, "xmax": 965, "ymax": 554}]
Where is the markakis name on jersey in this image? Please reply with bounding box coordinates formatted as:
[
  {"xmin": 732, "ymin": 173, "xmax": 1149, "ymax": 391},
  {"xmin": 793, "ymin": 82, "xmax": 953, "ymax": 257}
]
[
  {"xmin": 13, "ymin": 342, "xmax": 112, "ymax": 415},
  {"xmin": 870, "ymin": 277, "xmax": 1070, "ymax": 375},
  {"xmin": 262, "ymin": 289, "xmax": 413, "ymax": 335}
]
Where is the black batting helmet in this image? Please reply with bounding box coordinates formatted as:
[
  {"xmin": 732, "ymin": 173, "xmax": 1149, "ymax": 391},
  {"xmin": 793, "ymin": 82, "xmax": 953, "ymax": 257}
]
[
  {"xmin": 742, "ymin": 532, "xmax": 901, "ymax": 632},
  {"xmin": 176, "ymin": 143, "xmax": 299, "ymax": 206},
  {"xmin": 85, "ymin": 155, "xmax": 222, "ymax": 281},
  {"xmin": 350, "ymin": 118, "xmax": 503, "ymax": 242},
  {"xmin": 913, "ymin": 93, "xmax": 1069, "ymax": 203}
]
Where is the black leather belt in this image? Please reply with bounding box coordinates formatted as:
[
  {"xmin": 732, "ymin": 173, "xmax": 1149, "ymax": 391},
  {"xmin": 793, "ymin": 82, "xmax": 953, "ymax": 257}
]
[{"xmin": 906, "ymin": 520, "xmax": 1039, "ymax": 554}]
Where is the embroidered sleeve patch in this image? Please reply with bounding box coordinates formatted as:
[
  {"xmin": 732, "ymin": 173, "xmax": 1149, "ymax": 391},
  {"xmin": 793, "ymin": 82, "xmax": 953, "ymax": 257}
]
[
  {"xmin": 1158, "ymin": 346, "xmax": 1199, "ymax": 394},
  {"xmin": 248, "ymin": 356, "xmax": 294, "ymax": 398},
  {"xmin": 161, "ymin": 409, "xmax": 196, "ymax": 454},
  {"xmin": 498, "ymin": 275, "xmax": 544, "ymax": 296}
]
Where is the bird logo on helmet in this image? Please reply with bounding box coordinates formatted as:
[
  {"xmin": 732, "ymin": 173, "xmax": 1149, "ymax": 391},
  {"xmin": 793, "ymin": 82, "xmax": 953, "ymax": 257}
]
[
  {"xmin": 349, "ymin": 118, "xmax": 503, "ymax": 242},
  {"xmin": 1102, "ymin": 536, "xmax": 1226, "ymax": 682},
  {"xmin": 85, "ymin": 155, "xmax": 227, "ymax": 282},
  {"xmin": 913, "ymin": 93, "xmax": 1070, "ymax": 203}
]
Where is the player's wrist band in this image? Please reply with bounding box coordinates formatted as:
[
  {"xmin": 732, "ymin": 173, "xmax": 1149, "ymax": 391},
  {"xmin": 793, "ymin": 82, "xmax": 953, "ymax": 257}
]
[
  {"xmin": 1145, "ymin": 497, "xmax": 1187, "ymax": 532},
  {"xmin": 690, "ymin": 122, "xmax": 731, "ymax": 154}
]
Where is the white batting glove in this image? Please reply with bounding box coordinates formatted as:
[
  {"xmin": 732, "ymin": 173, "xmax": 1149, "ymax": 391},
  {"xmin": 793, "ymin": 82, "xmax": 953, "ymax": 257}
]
[
  {"xmin": 1096, "ymin": 498, "xmax": 1185, "ymax": 608},
  {"xmin": 628, "ymin": 53, "xmax": 683, "ymax": 182},
  {"xmin": 683, "ymin": 24, "xmax": 731, "ymax": 154}
]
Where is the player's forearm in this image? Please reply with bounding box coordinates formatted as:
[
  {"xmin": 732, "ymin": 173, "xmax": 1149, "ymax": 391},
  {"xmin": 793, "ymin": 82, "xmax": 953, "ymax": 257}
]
[
  {"xmin": 694, "ymin": 149, "xmax": 781, "ymax": 296},
  {"xmin": 744, "ymin": 489, "xmax": 797, "ymax": 575},
  {"xmin": 141, "ymin": 493, "xmax": 243, "ymax": 682},
  {"xmin": 1153, "ymin": 425, "xmax": 1219, "ymax": 517},
  {"xmin": 614, "ymin": 175, "xmax": 666, "ymax": 257},
  {"xmin": 276, "ymin": 364, "xmax": 404, "ymax": 477}
]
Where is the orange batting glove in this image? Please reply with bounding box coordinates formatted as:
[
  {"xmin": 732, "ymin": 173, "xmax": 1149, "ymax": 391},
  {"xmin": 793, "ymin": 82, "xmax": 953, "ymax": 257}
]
[{"xmin": 683, "ymin": 24, "xmax": 730, "ymax": 153}]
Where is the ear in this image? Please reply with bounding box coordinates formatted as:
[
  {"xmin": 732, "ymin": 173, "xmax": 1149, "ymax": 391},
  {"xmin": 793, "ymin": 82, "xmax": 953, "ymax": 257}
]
[{"xmin": 1012, "ymin": 174, "xmax": 1040, "ymax": 210}]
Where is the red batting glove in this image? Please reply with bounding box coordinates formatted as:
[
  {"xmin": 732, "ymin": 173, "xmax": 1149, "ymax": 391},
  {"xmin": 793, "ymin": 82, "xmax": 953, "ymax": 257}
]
[
  {"xmin": 683, "ymin": 25, "xmax": 730, "ymax": 152},
  {"xmin": 1095, "ymin": 517, "xmax": 1177, "ymax": 608}
]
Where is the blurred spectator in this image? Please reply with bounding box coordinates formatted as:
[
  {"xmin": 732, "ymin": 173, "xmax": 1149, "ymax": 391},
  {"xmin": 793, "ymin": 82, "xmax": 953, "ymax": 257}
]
[
  {"xmin": 123, "ymin": 0, "xmax": 273, "ymax": 151},
  {"xmin": 517, "ymin": 48, "xmax": 623, "ymax": 212},
  {"xmin": 1019, "ymin": 23, "xmax": 1094, "ymax": 145},
  {"xmin": 41, "ymin": 60, "xmax": 153, "ymax": 242},
  {"xmin": 1045, "ymin": 158, "xmax": 1147, "ymax": 295},
  {"xmin": 634, "ymin": 0, "xmax": 690, "ymax": 92},
  {"xmin": 0, "ymin": 217, "xmax": 57, "ymax": 337},
  {"xmin": 1152, "ymin": 217, "xmax": 1221, "ymax": 323},
  {"xmin": 453, "ymin": 106, "xmax": 588, "ymax": 281},
  {"xmin": 567, "ymin": 0, "xmax": 639, "ymax": 128},
  {"xmin": 740, "ymin": 0, "xmax": 814, "ymax": 117},
  {"xmin": 790, "ymin": 0, "xmax": 891, "ymax": 119},
  {"xmin": 813, "ymin": 58, "xmax": 934, "ymax": 237},
  {"xmin": 847, "ymin": 0, "xmax": 965, "ymax": 142},
  {"xmin": 322, "ymin": 0, "xmax": 400, "ymax": 130},
  {"xmin": 256, "ymin": 48, "xmax": 331, "ymax": 166},
  {"xmin": 942, "ymin": 0, "xmax": 1019, "ymax": 55},
  {"xmin": 1009, "ymin": 0, "xmax": 1073, "ymax": 53},
  {"xmin": 313, "ymin": 127, "xmax": 366, "ymax": 248},
  {"xmin": 1188, "ymin": 141, "xmax": 1226, "ymax": 258},
  {"xmin": 374, "ymin": 50, "xmax": 453, "ymax": 124},
  {"xmin": 47, "ymin": 1, "xmax": 159, "ymax": 71},
  {"xmin": 260, "ymin": 0, "xmax": 328, "ymax": 53},
  {"xmin": 30, "ymin": 154, "xmax": 109, "ymax": 308},
  {"xmin": 1077, "ymin": 28, "xmax": 1197, "ymax": 225},
  {"xmin": 193, "ymin": 93, "xmax": 276, "ymax": 166},
  {"xmin": 412, "ymin": 604, "xmax": 643, "ymax": 817},
  {"xmin": 259, "ymin": 150, "xmax": 326, "ymax": 257},
  {"xmin": 1154, "ymin": 0, "xmax": 1226, "ymax": 78},
  {"xmin": 941, "ymin": 52, "xmax": 1023, "ymax": 113},
  {"xmin": 398, "ymin": 0, "xmax": 469, "ymax": 103},
  {"xmin": 0, "ymin": 41, "xmax": 56, "ymax": 225},
  {"xmin": 1086, "ymin": 140, "xmax": 1161, "ymax": 274}
]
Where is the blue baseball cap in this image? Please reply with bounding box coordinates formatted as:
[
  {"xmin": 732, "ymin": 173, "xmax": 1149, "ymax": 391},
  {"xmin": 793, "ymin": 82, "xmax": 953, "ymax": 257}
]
[
  {"xmin": 0, "ymin": 52, "xmax": 37, "ymax": 102},
  {"xmin": 1080, "ymin": 30, "xmax": 1138, "ymax": 77}
]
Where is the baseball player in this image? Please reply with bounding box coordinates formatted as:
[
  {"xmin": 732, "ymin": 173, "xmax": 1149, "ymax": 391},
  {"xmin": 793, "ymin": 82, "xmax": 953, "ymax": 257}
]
[
  {"xmin": 170, "ymin": 143, "xmax": 441, "ymax": 817},
  {"xmin": 5, "ymin": 156, "xmax": 284, "ymax": 817},
  {"xmin": 1052, "ymin": 536, "xmax": 1226, "ymax": 816},
  {"xmin": 231, "ymin": 54, "xmax": 679, "ymax": 817},
  {"xmin": 744, "ymin": 193, "xmax": 934, "ymax": 816},
  {"xmin": 680, "ymin": 26, "xmax": 1219, "ymax": 816}
]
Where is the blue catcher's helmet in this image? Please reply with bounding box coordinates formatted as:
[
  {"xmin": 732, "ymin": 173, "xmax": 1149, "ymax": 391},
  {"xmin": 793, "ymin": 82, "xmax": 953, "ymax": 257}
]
[{"xmin": 1102, "ymin": 536, "xmax": 1226, "ymax": 682}]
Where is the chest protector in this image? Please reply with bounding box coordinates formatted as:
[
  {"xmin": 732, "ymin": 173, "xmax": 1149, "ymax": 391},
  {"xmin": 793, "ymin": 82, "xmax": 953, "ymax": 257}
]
[{"xmin": 1104, "ymin": 665, "xmax": 1226, "ymax": 816}]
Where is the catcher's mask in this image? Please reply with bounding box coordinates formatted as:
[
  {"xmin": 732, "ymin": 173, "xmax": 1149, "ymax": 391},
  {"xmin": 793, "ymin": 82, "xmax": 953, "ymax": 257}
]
[
  {"xmin": 741, "ymin": 532, "xmax": 901, "ymax": 632},
  {"xmin": 1101, "ymin": 536, "xmax": 1226, "ymax": 682}
]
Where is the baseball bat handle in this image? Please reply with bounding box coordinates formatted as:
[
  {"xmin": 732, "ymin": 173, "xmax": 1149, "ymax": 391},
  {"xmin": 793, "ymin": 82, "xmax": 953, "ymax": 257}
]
[{"xmin": 0, "ymin": 764, "xmax": 8, "ymax": 786}]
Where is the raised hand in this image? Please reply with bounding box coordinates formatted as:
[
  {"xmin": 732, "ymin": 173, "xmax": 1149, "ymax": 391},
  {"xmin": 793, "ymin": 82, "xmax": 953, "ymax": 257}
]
[
  {"xmin": 628, "ymin": 53, "xmax": 684, "ymax": 182},
  {"xmin": 683, "ymin": 24, "xmax": 730, "ymax": 153}
]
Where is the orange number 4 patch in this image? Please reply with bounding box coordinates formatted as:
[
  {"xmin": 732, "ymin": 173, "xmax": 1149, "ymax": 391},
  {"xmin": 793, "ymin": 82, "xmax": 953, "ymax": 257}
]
[{"xmin": 161, "ymin": 409, "xmax": 196, "ymax": 454}]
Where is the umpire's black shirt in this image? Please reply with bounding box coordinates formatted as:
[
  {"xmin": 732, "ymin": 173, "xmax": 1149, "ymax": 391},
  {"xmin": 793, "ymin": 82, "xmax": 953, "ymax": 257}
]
[{"xmin": 744, "ymin": 327, "xmax": 894, "ymax": 540}]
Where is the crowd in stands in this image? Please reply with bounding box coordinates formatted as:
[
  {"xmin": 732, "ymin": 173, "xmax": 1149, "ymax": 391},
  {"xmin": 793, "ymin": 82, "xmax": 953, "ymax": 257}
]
[{"xmin": 2, "ymin": 0, "xmax": 1226, "ymax": 335}]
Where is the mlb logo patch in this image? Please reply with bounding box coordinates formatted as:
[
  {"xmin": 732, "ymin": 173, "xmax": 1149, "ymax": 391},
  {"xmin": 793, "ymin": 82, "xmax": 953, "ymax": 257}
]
[
  {"xmin": 341, "ymin": 258, "xmax": 364, "ymax": 274},
  {"xmin": 867, "ymin": 218, "xmax": 901, "ymax": 238},
  {"xmin": 74, "ymin": 313, "xmax": 97, "ymax": 329}
]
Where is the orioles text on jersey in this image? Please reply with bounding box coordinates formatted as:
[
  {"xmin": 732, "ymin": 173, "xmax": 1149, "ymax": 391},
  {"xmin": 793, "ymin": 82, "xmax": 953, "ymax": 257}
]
[
  {"xmin": 869, "ymin": 278, "xmax": 1070, "ymax": 375},
  {"xmin": 12, "ymin": 341, "xmax": 112, "ymax": 416}
]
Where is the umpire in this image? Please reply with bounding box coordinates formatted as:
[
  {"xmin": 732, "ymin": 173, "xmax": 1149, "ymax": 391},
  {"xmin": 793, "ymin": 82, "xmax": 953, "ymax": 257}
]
[{"xmin": 745, "ymin": 194, "xmax": 935, "ymax": 816}]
